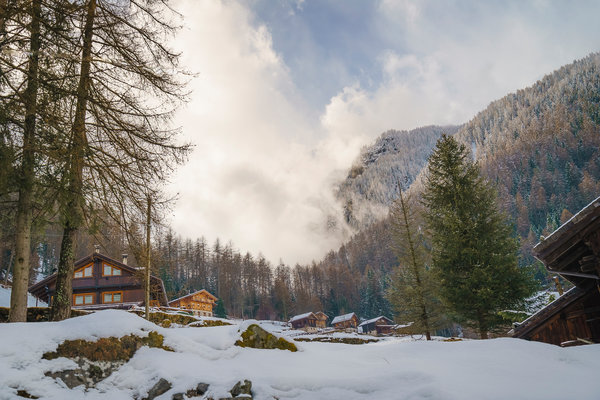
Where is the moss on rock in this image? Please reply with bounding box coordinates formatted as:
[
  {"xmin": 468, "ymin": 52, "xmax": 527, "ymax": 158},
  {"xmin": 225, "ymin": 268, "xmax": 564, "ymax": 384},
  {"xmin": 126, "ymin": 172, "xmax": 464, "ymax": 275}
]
[
  {"xmin": 235, "ymin": 324, "xmax": 297, "ymax": 352},
  {"xmin": 188, "ymin": 319, "xmax": 232, "ymax": 328},
  {"xmin": 129, "ymin": 310, "xmax": 198, "ymax": 326},
  {"xmin": 294, "ymin": 336, "xmax": 378, "ymax": 344},
  {"xmin": 42, "ymin": 331, "xmax": 172, "ymax": 362}
]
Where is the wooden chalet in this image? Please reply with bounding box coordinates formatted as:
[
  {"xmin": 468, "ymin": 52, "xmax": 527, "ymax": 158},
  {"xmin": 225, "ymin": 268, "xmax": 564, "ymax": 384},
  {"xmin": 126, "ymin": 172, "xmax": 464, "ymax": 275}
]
[
  {"xmin": 28, "ymin": 252, "xmax": 168, "ymax": 310},
  {"xmin": 358, "ymin": 316, "xmax": 394, "ymax": 335},
  {"xmin": 168, "ymin": 289, "xmax": 217, "ymax": 317},
  {"xmin": 331, "ymin": 312, "xmax": 359, "ymax": 330},
  {"xmin": 314, "ymin": 311, "xmax": 329, "ymax": 329},
  {"xmin": 289, "ymin": 312, "xmax": 318, "ymax": 331},
  {"xmin": 512, "ymin": 196, "xmax": 600, "ymax": 346}
]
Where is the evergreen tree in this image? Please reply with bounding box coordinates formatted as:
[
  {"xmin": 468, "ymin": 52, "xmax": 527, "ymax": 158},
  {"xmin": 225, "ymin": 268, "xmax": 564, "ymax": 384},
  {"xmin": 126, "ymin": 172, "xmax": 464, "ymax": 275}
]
[
  {"xmin": 214, "ymin": 298, "xmax": 227, "ymax": 319},
  {"xmin": 422, "ymin": 135, "xmax": 537, "ymax": 339},
  {"xmin": 387, "ymin": 186, "xmax": 443, "ymax": 340}
]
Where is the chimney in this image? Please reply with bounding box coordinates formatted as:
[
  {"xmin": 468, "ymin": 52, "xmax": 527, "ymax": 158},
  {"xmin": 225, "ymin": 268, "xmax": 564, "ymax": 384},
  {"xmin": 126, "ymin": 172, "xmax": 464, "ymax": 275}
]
[
  {"xmin": 94, "ymin": 245, "xmax": 100, "ymax": 254},
  {"xmin": 122, "ymin": 254, "xmax": 128, "ymax": 265}
]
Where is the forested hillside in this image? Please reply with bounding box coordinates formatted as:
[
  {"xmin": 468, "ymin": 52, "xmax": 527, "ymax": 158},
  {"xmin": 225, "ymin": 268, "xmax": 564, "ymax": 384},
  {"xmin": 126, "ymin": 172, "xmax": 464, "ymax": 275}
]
[
  {"xmin": 337, "ymin": 125, "xmax": 460, "ymax": 228},
  {"xmin": 337, "ymin": 52, "xmax": 600, "ymax": 268}
]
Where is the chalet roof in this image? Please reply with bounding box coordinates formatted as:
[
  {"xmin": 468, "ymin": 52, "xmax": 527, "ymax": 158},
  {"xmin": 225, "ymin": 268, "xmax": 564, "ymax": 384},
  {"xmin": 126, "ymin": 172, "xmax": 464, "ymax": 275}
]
[
  {"xmin": 289, "ymin": 312, "xmax": 316, "ymax": 323},
  {"xmin": 314, "ymin": 311, "xmax": 329, "ymax": 320},
  {"xmin": 359, "ymin": 316, "xmax": 393, "ymax": 327},
  {"xmin": 512, "ymin": 287, "xmax": 585, "ymax": 339},
  {"xmin": 168, "ymin": 289, "xmax": 217, "ymax": 305},
  {"xmin": 533, "ymin": 196, "xmax": 600, "ymax": 287},
  {"xmin": 28, "ymin": 252, "xmax": 168, "ymax": 305},
  {"xmin": 331, "ymin": 312, "xmax": 357, "ymax": 325}
]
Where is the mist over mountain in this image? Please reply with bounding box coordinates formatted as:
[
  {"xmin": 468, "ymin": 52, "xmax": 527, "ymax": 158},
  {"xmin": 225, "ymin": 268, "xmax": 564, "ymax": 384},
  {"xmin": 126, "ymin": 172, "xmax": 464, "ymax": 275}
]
[{"xmin": 337, "ymin": 125, "xmax": 461, "ymax": 229}]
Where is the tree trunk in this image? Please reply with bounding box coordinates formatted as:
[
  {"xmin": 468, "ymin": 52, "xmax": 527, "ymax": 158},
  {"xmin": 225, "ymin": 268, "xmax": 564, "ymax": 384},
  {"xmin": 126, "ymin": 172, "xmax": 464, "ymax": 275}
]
[
  {"xmin": 145, "ymin": 195, "xmax": 151, "ymax": 320},
  {"xmin": 51, "ymin": 0, "xmax": 96, "ymax": 321},
  {"xmin": 398, "ymin": 184, "xmax": 432, "ymax": 340},
  {"xmin": 478, "ymin": 313, "xmax": 489, "ymax": 339},
  {"xmin": 9, "ymin": 0, "xmax": 41, "ymax": 322}
]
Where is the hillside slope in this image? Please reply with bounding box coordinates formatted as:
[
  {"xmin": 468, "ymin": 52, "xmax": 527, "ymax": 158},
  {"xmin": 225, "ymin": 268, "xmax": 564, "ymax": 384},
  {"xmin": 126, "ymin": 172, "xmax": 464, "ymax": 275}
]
[{"xmin": 337, "ymin": 125, "xmax": 460, "ymax": 228}]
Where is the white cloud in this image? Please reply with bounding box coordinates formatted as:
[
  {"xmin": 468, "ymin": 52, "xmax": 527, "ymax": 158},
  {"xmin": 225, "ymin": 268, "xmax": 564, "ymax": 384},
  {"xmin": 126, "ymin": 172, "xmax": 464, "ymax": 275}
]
[
  {"xmin": 168, "ymin": 0, "xmax": 600, "ymax": 265},
  {"xmin": 169, "ymin": 0, "xmax": 351, "ymax": 264}
]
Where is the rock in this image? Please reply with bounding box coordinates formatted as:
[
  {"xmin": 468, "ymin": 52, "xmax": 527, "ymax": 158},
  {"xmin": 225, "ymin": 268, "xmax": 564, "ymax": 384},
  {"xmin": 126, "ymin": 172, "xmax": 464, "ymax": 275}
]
[
  {"xmin": 235, "ymin": 324, "xmax": 297, "ymax": 352},
  {"xmin": 172, "ymin": 393, "xmax": 184, "ymax": 400},
  {"xmin": 44, "ymin": 357, "xmax": 125, "ymax": 389},
  {"xmin": 230, "ymin": 380, "xmax": 252, "ymax": 397},
  {"xmin": 16, "ymin": 390, "xmax": 39, "ymax": 399},
  {"xmin": 144, "ymin": 378, "xmax": 172, "ymax": 400},
  {"xmin": 181, "ymin": 382, "xmax": 209, "ymax": 398}
]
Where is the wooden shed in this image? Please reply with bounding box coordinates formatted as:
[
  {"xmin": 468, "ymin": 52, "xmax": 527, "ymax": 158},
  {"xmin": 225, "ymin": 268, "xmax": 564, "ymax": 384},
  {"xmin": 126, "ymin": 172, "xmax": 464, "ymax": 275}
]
[
  {"xmin": 358, "ymin": 316, "xmax": 394, "ymax": 335},
  {"xmin": 314, "ymin": 311, "xmax": 329, "ymax": 329},
  {"xmin": 289, "ymin": 312, "xmax": 318, "ymax": 331},
  {"xmin": 512, "ymin": 196, "xmax": 600, "ymax": 346},
  {"xmin": 168, "ymin": 289, "xmax": 217, "ymax": 317},
  {"xmin": 331, "ymin": 312, "xmax": 359, "ymax": 330},
  {"xmin": 28, "ymin": 252, "xmax": 168, "ymax": 309}
]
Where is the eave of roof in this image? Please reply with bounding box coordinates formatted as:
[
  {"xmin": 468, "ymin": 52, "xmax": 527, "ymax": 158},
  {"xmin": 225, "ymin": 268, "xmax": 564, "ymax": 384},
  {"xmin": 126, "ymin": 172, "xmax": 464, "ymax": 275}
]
[
  {"xmin": 512, "ymin": 287, "xmax": 586, "ymax": 339},
  {"xmin": 168, "ymin": 289, "xmax": 217, "ymax": 305}
]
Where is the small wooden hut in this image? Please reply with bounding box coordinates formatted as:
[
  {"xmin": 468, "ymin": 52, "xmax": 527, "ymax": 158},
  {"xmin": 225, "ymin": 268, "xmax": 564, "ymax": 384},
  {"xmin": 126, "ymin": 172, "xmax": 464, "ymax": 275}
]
[
  {"xmin": 314, "ymin": 311, "xmax": 329, "ymax": 329},
  {"xmin": 289, "ymin": 312, "xmax": 318, "ymax": 331},
  {"xmin": 331, "ymin": 312, "xmax": 359, "ymax": 330},
  {"xmin": 358, "ymin": 316, "xmax": 394, "ymax": 335},
  {"xmin": 512, "ymin": 196, "xmax": 600, "ymax": 346}
]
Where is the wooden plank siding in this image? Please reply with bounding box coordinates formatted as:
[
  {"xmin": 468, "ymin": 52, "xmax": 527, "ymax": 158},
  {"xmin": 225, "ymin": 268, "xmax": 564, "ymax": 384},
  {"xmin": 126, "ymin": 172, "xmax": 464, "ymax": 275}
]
[{"xmin": 29, "ymin": 252, "xmax": 168, "ymax": 309}]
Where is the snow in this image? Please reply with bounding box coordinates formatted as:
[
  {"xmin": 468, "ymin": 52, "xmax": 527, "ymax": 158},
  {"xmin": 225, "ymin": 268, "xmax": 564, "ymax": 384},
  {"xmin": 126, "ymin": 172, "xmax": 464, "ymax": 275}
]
[
  {"xmin": 331, "ymin": 312, "xmax": 356, "ymax": 325},
  {"xmin": 2, "ymin": 310, "xmax": 600, "ymax": 399},
  {"xmin": 0, "ymin": 285, "xmax": 47, "ymax": 308}
]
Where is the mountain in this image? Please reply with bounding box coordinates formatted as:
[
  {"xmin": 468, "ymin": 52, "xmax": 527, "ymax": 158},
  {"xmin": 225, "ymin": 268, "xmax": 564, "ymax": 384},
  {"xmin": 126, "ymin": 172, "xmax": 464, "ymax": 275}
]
[
  {"xmin": 336, "ymin": 125, "xmax": 460, "ymax": 228},
  {"xmin": 333, "ymin": 52, "xmax": 600, "ymax": 273}
]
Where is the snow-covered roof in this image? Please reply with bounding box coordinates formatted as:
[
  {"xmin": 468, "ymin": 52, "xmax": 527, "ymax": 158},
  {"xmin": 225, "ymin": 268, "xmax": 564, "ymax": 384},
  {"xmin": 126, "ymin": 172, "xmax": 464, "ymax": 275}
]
[
  {"xmin": 331, "ymin": 312, "xmax": 357, "ymax": 325},
  {"xmin": 289, "ymin": 312, "xmax": 315, "ymax": 323},
  {"xmin": 358, "ymin": 316, "xmax": 393, "ymax": 327}
]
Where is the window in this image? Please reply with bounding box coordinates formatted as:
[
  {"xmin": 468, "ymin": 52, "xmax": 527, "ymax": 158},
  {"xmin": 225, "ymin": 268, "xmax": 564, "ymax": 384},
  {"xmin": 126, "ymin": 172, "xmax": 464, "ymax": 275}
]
[
  {"xmin": 102, "ymin": 263, "xmax": 122, "ymax": 276},
  {"xmin": 103, "ymin": 291, "xmax": 123, "ymax": 303},
  {"xmin": 74, "ymin": 293, "xmax": 94, "ymax": 306},
  {"xmin": 74, "ymin": 264, "xmax": 93, "ymax": 279}
]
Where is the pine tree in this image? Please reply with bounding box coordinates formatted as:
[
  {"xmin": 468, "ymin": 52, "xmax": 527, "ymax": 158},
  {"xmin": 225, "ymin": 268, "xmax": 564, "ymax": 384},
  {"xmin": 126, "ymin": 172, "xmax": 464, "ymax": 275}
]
[
  {"xmin": 214, "ymin": 298, "xmax": 227, "ymax": 319},
  {"xmin": 422, "ymin": 135, "xmax": 537, "ymax": 339},
  {"xmin": 387, "ymin": 185, "xmax": 443, "ymax": 340}
]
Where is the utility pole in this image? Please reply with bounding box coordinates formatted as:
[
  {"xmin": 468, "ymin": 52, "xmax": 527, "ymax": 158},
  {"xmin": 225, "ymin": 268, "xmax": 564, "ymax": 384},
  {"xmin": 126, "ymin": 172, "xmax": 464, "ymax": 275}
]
[{"xmin": 145, "ymin": 195, "xmax": 151, "ymax": 320}]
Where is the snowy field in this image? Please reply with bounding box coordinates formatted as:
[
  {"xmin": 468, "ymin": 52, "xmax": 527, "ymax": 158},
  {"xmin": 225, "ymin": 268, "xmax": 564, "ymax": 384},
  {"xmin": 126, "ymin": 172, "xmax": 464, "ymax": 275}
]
[
  {"xmin": 0, "ymin": 285, "xmax": 46, "ymax": 308},
  {"xmin": 1, "ymin": 310, "xmax": 600, "ymax": 400}
]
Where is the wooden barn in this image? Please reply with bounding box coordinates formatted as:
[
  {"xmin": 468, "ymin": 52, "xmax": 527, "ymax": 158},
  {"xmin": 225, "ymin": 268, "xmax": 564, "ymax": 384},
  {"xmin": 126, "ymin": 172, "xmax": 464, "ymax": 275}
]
[
  {"xmin": 314, "ymin": 311, "xmax": 329, "ymax": 329},
  {"xmin": 512, "ymin": 196, "xmax": 600, "ymax": 346},
  {"xmin": 358, "ymin": 316, "xmax": 394, "ymax": 335},
  {"xmin": 28, "ymin": 252, "xmax": 168, "ymax": 309},
  {"xmin": 289, "ymin": 312, "xmax": 318, "ymax": 331},
  {"xmin": 168, "ymin": 289, "xmax": 217, "ymax": 317},
  {"xmin": 331, "ymin": 312, "xmax": 359, "ymax": 330}
]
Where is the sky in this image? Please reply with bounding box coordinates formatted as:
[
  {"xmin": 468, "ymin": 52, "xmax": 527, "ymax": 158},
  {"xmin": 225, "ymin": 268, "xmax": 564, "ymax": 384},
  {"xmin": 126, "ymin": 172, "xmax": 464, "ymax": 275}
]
[{"xmin": 168, "ymin": 0, "xmax": 600, "ymax": 265}]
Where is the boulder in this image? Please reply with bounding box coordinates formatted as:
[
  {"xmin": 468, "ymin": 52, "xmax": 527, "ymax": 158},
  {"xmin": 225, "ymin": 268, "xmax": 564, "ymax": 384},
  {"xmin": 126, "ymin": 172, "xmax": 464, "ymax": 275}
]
[
  {"xmin": 230, "ymin": 380, "xmax": 252, "ymax": 397},
  {"xmin": 235, "ymin": 324, "xmax": 297, "ymax": 352},
  {"xmin": 143, "ymin": 378, "xmax": 172, "ymax": 400}
]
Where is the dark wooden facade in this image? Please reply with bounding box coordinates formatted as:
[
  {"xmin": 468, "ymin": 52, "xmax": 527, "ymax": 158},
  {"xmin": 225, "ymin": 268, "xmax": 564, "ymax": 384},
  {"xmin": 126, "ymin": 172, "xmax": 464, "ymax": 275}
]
[
  {"xmin": 331, "ymin": 312, "xmax": 359, "ymax": 330},
  {"xmin": 168, "ymin": 289, "xmax": 217, "ymax": 317},
  {"xmin": 28, "ymin": 252, "xmax": 168, "ymax": 309},
  {"xmin": 359, "ymin": 316, "xmax": 394, "ymax": 335},
  {"xmin": 513, "ymin": 196, "xmax": 600, "ymax": 346},
  {"xmin": 289, "ymin": 312, "xmax": 318, "ymax": 331}
]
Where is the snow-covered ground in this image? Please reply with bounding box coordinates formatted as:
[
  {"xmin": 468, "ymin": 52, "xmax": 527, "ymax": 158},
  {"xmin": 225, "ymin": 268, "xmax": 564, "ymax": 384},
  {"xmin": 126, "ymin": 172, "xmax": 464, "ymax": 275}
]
[
  {"xmin": 1, "ymin": 310, "xmax": 600, "ymax": 399},
  {"xmin": 0, "ymin": 285, "xmax": 47, "ymax": 308}
]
